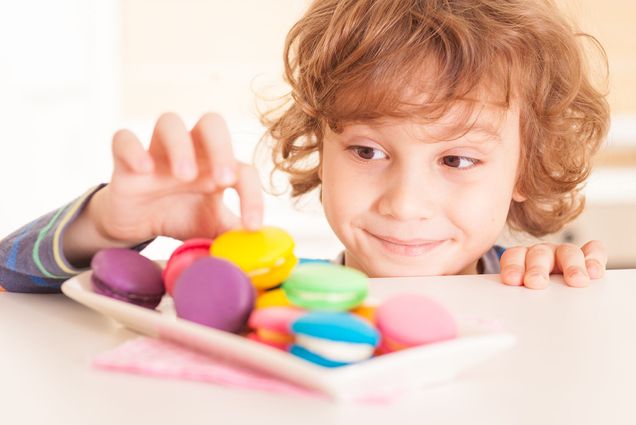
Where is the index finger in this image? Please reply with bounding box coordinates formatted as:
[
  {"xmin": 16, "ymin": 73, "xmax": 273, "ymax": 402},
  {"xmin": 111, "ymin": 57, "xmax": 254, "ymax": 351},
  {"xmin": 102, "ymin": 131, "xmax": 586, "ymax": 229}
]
[{"xmin": 499, "ymin": 246, "xmax": 527, "ymax": 286}]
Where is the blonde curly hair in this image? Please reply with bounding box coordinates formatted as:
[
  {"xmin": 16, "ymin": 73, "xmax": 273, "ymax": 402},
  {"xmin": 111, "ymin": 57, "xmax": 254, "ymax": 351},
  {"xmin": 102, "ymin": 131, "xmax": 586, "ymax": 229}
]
[{"xmin": 258, "ymin": 0, "xmax": 610, "ymax": 236}]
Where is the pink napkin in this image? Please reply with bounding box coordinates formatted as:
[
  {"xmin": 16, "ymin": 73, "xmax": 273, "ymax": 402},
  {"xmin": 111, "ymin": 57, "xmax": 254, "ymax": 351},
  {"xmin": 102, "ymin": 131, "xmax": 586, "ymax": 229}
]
[
  {"xmin": 93, "ymin": 316, "xmax": 503, "ymax": 403},
  {"xmin": 93, "ymin": 336, "xmax": 318, "ymax": 398}
]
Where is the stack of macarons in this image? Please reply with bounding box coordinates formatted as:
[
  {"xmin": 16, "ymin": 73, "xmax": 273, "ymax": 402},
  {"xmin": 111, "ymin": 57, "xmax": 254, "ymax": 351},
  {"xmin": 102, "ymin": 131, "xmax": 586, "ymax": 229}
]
[
  {"xmin": 90, "ymin": 226, "xmax": 459, "ymax": 369},
  {"xmin": 247, "ymin": 262, "xmax": 382, "ymax": 367},
  {"xmin": 168, "ymin": 226, "xmax": 298, "ymax": 333},
  {"xmin": 246, "ymin": 262, "xmax": 458, "ymax": 368},
  {"xmin": 91, "ymin": 226, "xmax": 298, "ymax": 335}
]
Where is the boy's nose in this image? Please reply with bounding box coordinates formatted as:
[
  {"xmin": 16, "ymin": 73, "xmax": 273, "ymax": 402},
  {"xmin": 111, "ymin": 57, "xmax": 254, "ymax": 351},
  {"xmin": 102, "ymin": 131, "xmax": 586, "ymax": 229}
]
[{"xmin": 376, "ymin": 166, "xmax": 436, "ymax": 221}]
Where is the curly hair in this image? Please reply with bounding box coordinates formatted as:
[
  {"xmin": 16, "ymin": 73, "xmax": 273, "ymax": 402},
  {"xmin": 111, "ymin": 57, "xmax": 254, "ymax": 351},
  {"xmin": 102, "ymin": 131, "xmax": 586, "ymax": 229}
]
[{"xmin": 258, "ymin": 0, "xmax": 610, "ymax": 236}]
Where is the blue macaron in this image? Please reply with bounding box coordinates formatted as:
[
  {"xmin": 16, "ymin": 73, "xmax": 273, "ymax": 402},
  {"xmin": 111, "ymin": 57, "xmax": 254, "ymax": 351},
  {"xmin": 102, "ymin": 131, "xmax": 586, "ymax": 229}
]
[{"xmin": 290, "ymin": 312, "xmax": 380, "ymax": 367}]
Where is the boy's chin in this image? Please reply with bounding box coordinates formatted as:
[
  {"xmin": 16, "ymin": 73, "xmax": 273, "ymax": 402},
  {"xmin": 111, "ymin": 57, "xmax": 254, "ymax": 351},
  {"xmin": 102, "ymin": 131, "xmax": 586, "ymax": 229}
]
[
  {"xmin": 358, "ymin": 261, "xmax": 449, "ymax": 278},
  {"xmin": 344, "ymin": 247, "xmax": 477, "ymax": 278}
]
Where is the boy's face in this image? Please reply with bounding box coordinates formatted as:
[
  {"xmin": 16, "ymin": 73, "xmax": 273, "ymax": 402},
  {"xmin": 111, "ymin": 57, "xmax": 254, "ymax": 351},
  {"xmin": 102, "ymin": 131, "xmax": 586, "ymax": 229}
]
[{"xmin": 319, "ymin": 101, "xmax": 524, "ymax": 277}]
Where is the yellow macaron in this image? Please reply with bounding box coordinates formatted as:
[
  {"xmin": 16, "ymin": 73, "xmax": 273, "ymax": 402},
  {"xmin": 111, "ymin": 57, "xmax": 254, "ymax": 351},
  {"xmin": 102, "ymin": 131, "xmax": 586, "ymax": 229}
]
[
  {"xmin": 211, "ymin": 226, "xmax": 298, "ymax": 290},
  {"xmin": 255, "ymin": 288, "xmax": 293, "ymax": 309}
]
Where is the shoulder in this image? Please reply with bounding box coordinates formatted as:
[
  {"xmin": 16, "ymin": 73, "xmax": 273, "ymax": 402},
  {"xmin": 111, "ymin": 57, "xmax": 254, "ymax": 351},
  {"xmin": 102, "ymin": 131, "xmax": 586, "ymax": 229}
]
[{"xmin": 480, "ymin": 245, "xmax": 505, "ymax": 274}]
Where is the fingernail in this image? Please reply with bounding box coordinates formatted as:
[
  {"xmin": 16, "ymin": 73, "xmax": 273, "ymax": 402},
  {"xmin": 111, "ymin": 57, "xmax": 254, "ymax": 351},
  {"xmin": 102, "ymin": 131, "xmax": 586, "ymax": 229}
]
[
  {"xmin": 529, "ymin": 272, "xmax": 549, "ymax": 285},
  {"xmin": 586, "ymin": 260, "xmax": 601, "ymax": 278},
  {"xmin": 567, "ymin": 267, "xmax": 588, "ymax": 280},
  {"xmin": 177, "ymin": 161, "xmax": 196, "ymax": 180},
  {"xmin": 505, "ymin": 270, "xmax": 521, "ymax": 284},
  {"xmin": 588, "ymin": 264, "xmax": 599, "ymax": 278},
  {"xmin": 529, "ymin": 272, "xmax": 547, "ymax": 281},
  {"xmin": 216, "ymin": 167, "xmax": 235, "ymax": 186},
  {"xmin": 570, "ymin": 268, "xmax": 585, "ymax": 278}
]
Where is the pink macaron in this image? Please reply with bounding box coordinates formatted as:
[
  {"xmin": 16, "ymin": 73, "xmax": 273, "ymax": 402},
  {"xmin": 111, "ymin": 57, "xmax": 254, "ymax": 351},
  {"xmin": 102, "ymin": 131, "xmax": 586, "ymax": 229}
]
[
  {"xmin": 247, "ymin": 306, "xmax": 305, "ymax": 350},
  {"xmin": 375, "ymin": 294, "xmax": 457, "ymax": 353},
  {"xmin": 162, "ymin": 238, "xmax": 213, "ymax": 295}
]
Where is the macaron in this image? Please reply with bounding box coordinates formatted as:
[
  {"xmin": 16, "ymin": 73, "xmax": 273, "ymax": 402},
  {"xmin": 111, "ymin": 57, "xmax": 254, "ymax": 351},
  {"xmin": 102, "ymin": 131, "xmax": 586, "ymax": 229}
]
[
  {"xmin": 351, "ymin": 303, "xmax": 377, "ymax": 325},
  {"xmin": 290, "ymin": 312, "xmax": 380, "ymax": 368},
  {"xmin": 255, "ymin": 287, "xmax": 292, "ymax": 309},
  {"xmin": 375, "ymin": 294, "xmax": 457, "ymax": 353},
  {"xmin": 162, "ymin": 238, "xmax": 213, "ymax": 295},
  {"xmin": 298, "ymin": 258, "xmax": 331, "ymax": 265},
  {"xmin": 91, "ymin": 248, "xmax": 165, "ymax": 309},
  {"xmin": 210, "ymin": 226, "xmax": 297, "ymax": 290},
  {"xmin": 282, "ymin": 263, "xmax": 368, "ymax": 311},
  {"xmin": 247, "ymin": 306, "xmax": 305, "ymax": 350},
  {"xmin": 173, "ymin": 257, "xmax": 255, "ymax": 333}
]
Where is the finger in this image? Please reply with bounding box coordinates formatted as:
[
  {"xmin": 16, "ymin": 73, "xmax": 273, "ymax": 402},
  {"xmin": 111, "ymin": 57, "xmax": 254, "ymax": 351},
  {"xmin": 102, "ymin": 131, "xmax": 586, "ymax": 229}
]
[
  {"xmin": 234, "ymin": 162, "xmax": 264, "ymax": 231},
  {"xmin": 581, "ymin": 240, "xmax": 608, "ymax": 279},
  {"xmin": 112, "ymin": 129, "xmax": 154, "ymax": 174},
  {"xmin": 191, "ymin": 113, "xmax": 237, "ymax": 187},
  {"xmin": 555, "ymin": 243, "xmax": 589, "ymax": 287},
  {"xmin": 523, "ymin": 243, "xmax": 556, "ymax": 289},
  {"xmin": 499, "ymin": 246, "xmax": 527, "ymax": 286},
  {"xmin": 149, "ymin": 112, "xmax": 198, "ymax": 181}
]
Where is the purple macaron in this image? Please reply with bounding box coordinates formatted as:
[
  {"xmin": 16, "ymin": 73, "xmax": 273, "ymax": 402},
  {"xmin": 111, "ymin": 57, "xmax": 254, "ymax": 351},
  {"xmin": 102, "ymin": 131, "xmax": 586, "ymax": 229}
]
[
  {"xmin": 91, "ymin": 248, "xmax": 165, "ymax": 309},
  {"xmin": 173, "ymin": 256, "xmax": 255, "ymax": 333}
]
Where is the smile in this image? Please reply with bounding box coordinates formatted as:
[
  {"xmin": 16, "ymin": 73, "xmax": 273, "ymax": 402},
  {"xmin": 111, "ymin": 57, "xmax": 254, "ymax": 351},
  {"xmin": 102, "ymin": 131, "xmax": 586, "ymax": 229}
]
[{"xmin": 365, "ymin": 231, "xmax": 447, "ymax": 257}]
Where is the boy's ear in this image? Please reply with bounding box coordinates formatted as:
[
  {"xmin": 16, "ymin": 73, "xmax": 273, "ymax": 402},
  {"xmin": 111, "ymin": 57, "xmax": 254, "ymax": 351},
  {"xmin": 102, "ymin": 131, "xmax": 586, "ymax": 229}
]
[
  {"xmin": 512, "ymin": 187, "xmax": 526, "ymax": 203},
  {"xmin": 317, "ymin": 163, "xmax": 323, "ymax": 181}
]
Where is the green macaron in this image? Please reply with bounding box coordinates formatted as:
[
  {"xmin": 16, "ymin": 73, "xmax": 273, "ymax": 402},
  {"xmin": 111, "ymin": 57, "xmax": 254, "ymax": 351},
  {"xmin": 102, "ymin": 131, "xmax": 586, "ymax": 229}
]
[{"xmin": 282, "ymin": 263, "xmax": 368, "ymax": 311}]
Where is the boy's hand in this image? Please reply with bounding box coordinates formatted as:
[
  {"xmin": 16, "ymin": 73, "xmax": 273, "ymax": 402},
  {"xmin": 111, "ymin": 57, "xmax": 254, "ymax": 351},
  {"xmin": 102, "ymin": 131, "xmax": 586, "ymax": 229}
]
[
  {"xmin": 87, "ymin": 112, "xmax": 263, "ymax": 246},
  {"xmin": 499, "ymin": 241, "xmax": 607, "ymax": 289}
]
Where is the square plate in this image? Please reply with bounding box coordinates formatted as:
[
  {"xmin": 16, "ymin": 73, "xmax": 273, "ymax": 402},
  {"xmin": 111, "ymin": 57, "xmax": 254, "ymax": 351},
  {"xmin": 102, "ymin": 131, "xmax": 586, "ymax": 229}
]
[{"xmin": 61, "ymin": 268, "xmax": 516, "ymax": 402}]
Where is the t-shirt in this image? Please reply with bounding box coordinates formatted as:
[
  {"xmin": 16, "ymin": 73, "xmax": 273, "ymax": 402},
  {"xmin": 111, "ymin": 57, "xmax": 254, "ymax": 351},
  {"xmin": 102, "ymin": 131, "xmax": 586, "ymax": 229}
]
[{"xmin": 330, "ymin": 245, "xmax": 503, "ymax": 275}]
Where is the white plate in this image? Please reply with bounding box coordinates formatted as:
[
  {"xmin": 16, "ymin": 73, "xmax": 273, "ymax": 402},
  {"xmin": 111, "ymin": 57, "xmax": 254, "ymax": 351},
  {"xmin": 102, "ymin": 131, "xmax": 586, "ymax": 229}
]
[{"xmin": 61, "ymin": 268, "xmax": 516, "ymax": 402}]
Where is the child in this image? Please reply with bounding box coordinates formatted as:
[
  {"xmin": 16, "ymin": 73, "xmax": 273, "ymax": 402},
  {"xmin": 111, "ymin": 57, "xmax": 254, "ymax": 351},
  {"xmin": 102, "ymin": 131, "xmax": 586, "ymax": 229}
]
[{"xmin": 0, "ymin": 0, "xmax": 609, "ymax": 293}]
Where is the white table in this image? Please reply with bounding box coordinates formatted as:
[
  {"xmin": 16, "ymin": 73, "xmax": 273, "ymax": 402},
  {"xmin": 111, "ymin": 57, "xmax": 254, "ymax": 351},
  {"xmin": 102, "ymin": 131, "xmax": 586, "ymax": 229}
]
[{"xmin": 1, "ymin": 270, "xmax": 634, "ymax": 425}]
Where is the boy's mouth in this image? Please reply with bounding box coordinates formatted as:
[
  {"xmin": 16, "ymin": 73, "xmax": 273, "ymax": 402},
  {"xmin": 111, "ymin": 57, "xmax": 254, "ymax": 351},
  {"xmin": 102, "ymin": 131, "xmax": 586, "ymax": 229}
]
[{"xmin": 365, "ymin": 231, "xmax": 447, "ymax": 257}]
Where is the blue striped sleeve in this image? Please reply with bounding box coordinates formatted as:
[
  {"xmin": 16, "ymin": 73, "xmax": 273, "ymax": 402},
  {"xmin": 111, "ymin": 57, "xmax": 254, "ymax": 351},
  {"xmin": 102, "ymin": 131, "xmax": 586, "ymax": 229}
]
[{"xmin": 0, "ymin": 185, "xmax": 153, "ymax": 293}]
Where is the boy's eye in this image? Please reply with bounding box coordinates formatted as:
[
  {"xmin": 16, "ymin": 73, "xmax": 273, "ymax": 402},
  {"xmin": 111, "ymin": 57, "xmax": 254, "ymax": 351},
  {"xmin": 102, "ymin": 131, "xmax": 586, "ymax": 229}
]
[
  {"xmin": 350, "ymin": 146, "xmax": 387, "ymax": 161},
  {"xmin": 442, "ymin": 155, "xmax": 479, "ymax": 169}
]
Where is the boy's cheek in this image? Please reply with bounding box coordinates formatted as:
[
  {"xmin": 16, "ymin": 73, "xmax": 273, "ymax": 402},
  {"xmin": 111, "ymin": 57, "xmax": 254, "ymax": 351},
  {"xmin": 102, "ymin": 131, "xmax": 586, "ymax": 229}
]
[{"xmin": 446, "ymin": 188, "xmax": 510, "ymax": 244}]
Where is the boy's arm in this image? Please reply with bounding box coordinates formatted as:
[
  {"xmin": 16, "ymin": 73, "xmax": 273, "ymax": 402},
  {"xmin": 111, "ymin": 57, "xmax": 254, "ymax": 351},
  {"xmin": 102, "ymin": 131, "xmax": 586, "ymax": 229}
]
[
  {"xmin": 1, "ymin": 112, "xmax": 264, "ymax": 294},
  {"xmin": 0, "ymin": 185, "xmax": 152, "ymax": 293}
]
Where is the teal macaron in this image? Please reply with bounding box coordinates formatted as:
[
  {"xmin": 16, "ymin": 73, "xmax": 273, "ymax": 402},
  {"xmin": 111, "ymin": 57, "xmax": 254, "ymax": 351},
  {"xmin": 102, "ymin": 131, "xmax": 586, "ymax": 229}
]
[
  {"xmin": 290, "ymin": 312, "xmax": 380, "ymax": 367},
  {"xmin": 281, "ymin": 263, "xmax": 368, "ymax": 311}
]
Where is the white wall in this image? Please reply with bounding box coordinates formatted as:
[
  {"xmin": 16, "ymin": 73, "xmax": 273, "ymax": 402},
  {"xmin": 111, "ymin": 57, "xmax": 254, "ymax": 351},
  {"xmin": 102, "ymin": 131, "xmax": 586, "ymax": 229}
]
[
  {"xmin": 1, "ymin": 0, "xmax": 634, "ymax": 266},
  {"xmin": 0, "ymin": 0, "xmax": 119, "ymax": 230},
  {"xmin": 0, "ymin": 0, "xmax": 343, "ymax": 261}
]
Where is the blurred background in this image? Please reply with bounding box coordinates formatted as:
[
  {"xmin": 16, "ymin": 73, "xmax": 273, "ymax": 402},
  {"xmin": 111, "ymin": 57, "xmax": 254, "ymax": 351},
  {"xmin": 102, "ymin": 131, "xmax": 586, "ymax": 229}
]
[{"xmin": 1, "ymin": 0, "xmax": 634, "ymax": 267}]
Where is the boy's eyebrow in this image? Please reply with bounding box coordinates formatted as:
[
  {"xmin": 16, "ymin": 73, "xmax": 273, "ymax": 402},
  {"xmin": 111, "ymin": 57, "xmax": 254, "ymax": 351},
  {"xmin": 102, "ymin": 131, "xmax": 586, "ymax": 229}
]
[
  {"xmin": 467, "ymin": 119, "xmax": 501, "ymax": 136},
  {"xmin": 341, "ymin": 119, "xmax": 503, "ymax": 142},
  {"xmin": 451, "ymin": 122, "xmax": 502, "ymax": 142}
]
